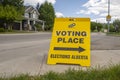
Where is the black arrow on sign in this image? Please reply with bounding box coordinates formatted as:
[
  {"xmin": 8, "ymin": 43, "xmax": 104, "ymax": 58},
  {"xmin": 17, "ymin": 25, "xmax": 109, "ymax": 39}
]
[{"xmin": 54, "ymin": 46, "xmax": 85, "ymax": 53}]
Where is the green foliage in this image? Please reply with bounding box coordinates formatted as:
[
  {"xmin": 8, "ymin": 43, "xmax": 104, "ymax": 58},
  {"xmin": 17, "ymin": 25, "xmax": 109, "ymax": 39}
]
[
  {"xmin": 106, "ymin": 32, "xmax": 120, "ymax": 36},
  {"xmin": 8, "ymin": 74, "xmax": 32, "ymax": 80},
  {"xmin": 0, "ymin": 28, "xmax": 5, "ymax": 32},
  {"xmin": 0, "ymin": 0, "xmax": 24, "ymax": 30},
  {"xmin": 104, "ymin": 24, "xmax": 108, "ymax": 29},
  {"xmin": 36, "ymin": 3, "xmax": 40, "ymax": 10},
  {"xmin": 40, "ymin": 71, "xmax": 61, "ymax": 80},
  {"xmin": 7, "ymin": 29, "xmax": 13, "ymax": 32},
  {"xmin": 0, "ymin": 5, "xmax": 23, "ymax": 30},
  {"xmin": 0, "ymin": 0, "xmax": 24, "ymax": 10},
  {"xmin": 0, "ymin": 0, "xmax": 24, "ymax": 19},
  {"xmin": 105, "ymin": 23, "xmax": 117, "ymax": 32},
  {"xmin": 96, "ymin": 23, "xmax": 102, "ymax": 32},
  {"xmin": 91, "ymin": 22, "xmax": 97, "ymax": 32},
  {"xmin": 0, "ymin": 5, "xmax": 23, "ymax": 21},
  {"xmin": 0, "ymin": 64, "xmax": 120, "ymax": 80},
  {"xmin": 38, "ymin": 1, "xmax": 55, "ymax": 30},
  {"xmin": 34, "ymin": 23, "xmax": 42, "ymax": 31},
  {"xmin": 91, "ymin": 22, "xmax": 103, "ymax": 32},
  {"xmin": 113, "ymin": 19, "xmax": 120, "ymax": 26},
  {"xmin": 113, "ymin": 19, "xmax": 120, "ymax": 32},
  {"xmin": 109, "ymin": 24, "xmax": 115, "ymax": 32}
]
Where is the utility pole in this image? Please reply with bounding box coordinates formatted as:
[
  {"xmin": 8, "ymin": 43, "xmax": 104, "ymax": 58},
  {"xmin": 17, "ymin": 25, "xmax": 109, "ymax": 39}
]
[{"xmin": 107, "ymin": 0, "xmax": 111, "ymax": 33}]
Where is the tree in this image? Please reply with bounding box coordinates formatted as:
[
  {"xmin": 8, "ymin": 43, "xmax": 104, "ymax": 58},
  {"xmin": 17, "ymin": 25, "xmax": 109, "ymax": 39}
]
[
  {"xmin": 0, "ymin": 0, "xmax": 24, "ymax": 13},
  {"xmin": 96, "ymin": 23, "xmax": 102, "ymax": 32},
  {"xmin": 91, "ymin": 22, "xmax": 97, "ymax": 32},
  {"xmin": 0, "ymin": 5, "xmax": 23, "ymax": 30},
  {"xmin": 113, "ymin": 19, "xmax": 120, "ymax": 32},
  {"xmin": 0, "ymin": 0, "xmax": 24, "ymax": 30},
  {"xmin": 91, "ymin": 22, "xmax": 103, "ymax": 32},
  {"xmin": 0, "ymin": 0, "xmax": 24, "ymax": 8},
  {"xmin": 36, "ymin": 3, "xmax": 40, "ymax": 10},
  {"xmin": 38, "ymin": 1, "xmax": 55, "ymax": 30}
]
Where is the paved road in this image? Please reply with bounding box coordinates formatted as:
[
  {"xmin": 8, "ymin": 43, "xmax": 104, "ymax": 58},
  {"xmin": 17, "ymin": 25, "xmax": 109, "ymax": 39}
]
[
  {"xmin": 0, "ymin": 32, "xmax": 51, "ymax": 63},
  {"xmin": 0, "ymin": 32, "xmax": 120, "ymax": 76},
  {"xmin": 0, "ymin": 32, "xmax": 51, "ymax": 44},
  {"xmin": 91, "ymin": 33, "xmax": 120, "ymax": 50}
]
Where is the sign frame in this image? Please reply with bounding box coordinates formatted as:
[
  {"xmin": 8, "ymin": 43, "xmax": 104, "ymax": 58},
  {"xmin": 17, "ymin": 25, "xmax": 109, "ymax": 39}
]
[{"xmin": 47, "ymin": 18, "xmax": 91, "ymax": 66}]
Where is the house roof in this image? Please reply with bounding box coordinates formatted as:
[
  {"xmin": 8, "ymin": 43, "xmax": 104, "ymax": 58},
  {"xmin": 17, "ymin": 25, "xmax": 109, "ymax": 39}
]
[{"xmin": 25, "ymin": 6, "xmax": 40, "ymax": 15}]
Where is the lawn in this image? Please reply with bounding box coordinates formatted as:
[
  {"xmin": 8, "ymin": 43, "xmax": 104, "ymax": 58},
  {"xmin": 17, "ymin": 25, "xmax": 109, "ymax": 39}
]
[
  {"xmin": 0, "ymin": 64, "xmax": 120, "ymax": 80},
  {"xmin": 107, "ymin": 32, "xmax": 120, "ymax": 36}
]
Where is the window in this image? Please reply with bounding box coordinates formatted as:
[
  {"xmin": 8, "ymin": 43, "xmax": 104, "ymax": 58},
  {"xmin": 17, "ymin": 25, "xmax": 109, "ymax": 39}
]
[{"xmin": 25, "ymin": 13, "xmax": 29, "ymax": 18}]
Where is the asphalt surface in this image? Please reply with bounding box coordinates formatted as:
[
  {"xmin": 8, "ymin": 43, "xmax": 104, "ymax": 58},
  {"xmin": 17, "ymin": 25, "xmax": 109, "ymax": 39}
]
[
  {"xmin": 0, "ymin": 32, "xmax": 51, "ymax": 44},
  {"xmin": 0, "ymin": 32, "xmax": 120, "ymax": 76},
  {"xmin": 91, "ymin": 33, "xmax": 120, "ymax": 50},
  {"xmin": 0, "ymin": 33, "xmax": 51, "ymax": 63}
]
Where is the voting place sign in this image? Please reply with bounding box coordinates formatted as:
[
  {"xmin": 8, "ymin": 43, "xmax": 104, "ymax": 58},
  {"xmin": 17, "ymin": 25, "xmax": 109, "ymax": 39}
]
[{"xmin": 47, "ymin": 18, "xmax": 91, "ymax": 66}]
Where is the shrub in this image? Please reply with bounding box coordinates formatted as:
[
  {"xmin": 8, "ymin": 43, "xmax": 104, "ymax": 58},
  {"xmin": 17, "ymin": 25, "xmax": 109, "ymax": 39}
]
[
  {"xmin": 109, "ymin": 25, "xmax": 115, "ymax": 32},
  {"xmin": 0, "ymin": 28, "xmax": 5, "ymax": 32},
  {"xmin": 34, "ymin": 23, "xmax": 42, "ymax": 31},
  {"xmin": 91, "ymin": 22, "xmax": 103, "ymax": 32},
  {"xmin": 8, "ymin": 29, "xmax": 13, "ymax": 32}
]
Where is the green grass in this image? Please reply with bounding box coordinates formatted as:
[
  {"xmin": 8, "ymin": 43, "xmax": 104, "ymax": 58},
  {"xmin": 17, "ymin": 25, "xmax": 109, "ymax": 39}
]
[
  {"xmin": 0, "ymin": 64, "xmax": 120, "ymax": 80},
  {"xmin": 0, "ymin": 30, "xmax": 51, "ymax": 34},
  {"xmin": 107, "ymin": 32, "xmax": 120, "ymax": 36},
  {"xmin": 0, "ymin": 30, "xmax": 35, "ymax": 34}
]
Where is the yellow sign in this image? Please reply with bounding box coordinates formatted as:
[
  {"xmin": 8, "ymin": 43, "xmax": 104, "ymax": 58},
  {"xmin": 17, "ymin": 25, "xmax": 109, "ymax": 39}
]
[
  {"xmin": 106, "ymin": 15, "xmax": 111, "ymax": 21},
  {"xmin": 47, "ymin": 18, "xmax": 91, "ymax": 66}
]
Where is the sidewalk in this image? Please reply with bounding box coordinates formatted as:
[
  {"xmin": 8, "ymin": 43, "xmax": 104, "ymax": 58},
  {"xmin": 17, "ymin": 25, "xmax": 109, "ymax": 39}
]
[
  {"xmin": 40, "ymin": 50, "xmax": 120, "ymax": 75},
  {"xmin": 0, "ymin": 50, "xmax": 120, "ymax": 76}
]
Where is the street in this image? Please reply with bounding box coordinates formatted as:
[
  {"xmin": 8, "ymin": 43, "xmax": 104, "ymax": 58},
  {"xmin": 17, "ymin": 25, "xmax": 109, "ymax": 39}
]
[
  {"xmin": 0, "ymin": 32, "xmax": 120, "ymax": 76},
  {"xmin": 0, "ymin": 33, "xmax": 51, "ymax": 63},
  {"xmin": 91, "ymin": 33, "xmax": 120, "ymax": 50},
  {"xmin": 0, "ymin": 32, "xmax": 51, "ymax": 75}
]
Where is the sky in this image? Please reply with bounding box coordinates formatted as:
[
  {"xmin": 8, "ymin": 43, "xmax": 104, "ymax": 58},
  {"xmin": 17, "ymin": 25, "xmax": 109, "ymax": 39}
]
[{"xmin": 24, "ymin": 0, "xmax": 120, "ymax": 23}]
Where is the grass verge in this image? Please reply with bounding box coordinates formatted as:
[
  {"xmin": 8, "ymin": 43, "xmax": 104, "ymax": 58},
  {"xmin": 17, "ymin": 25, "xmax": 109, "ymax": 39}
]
[
  {"xmin": 0, "ymin": 30, "xmax": 39, "ymax": 34},
  {"xmin": 107, "ymin": 32, "xmax": 120, "ymax": 36},
  {"xmin": 0, "ymin": 64, "xmax": 120, "ymax": 80}
]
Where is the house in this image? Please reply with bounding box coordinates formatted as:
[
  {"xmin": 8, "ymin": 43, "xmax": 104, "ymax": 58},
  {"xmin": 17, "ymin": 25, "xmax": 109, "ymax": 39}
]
[{"xmin": 13, "ymin": 6, "xmax": 45, "ymax": 31}]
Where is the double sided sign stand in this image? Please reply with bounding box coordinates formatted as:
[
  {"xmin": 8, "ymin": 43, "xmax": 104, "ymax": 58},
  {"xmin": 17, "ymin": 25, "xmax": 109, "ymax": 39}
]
[{"xmin": 47, "ymin": 18, "xmax": 91, "ymax": 66}]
